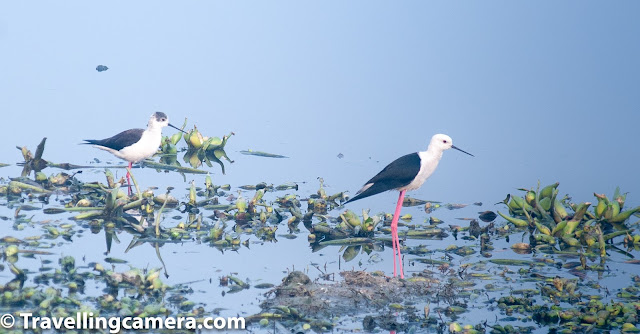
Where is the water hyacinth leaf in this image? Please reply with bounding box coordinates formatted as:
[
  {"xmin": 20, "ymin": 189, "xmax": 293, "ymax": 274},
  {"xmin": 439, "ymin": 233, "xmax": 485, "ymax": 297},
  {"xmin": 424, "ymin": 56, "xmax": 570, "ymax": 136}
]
[
  {"xmin": 389, "ymin": 303, "xmax": 404, "ymax": 310},
  {"xmin": 445, "ymin": 203, "xmax": 467, "ymax": 210},
  {"xmin": 413, "ymin": 258, "xmax": 447, "ymax": 265},
  {"xmin": 144, "ymin": 160, "xmax": 208, "ymax": 174},
  {"xmin": 608, "ymin": 206, "xmax": 640, "ymax": 224},
  {"xmin": 534, "ymin": 234, "xmax": 556, "ymax": 244},
  {"xmin": 275, "ymin": 182, "xmax": 298, "ymax": 191},
  {"xmin": 10, "ymin": 264, "xmax": 25, "ymax": 278},
  {"xmin": 0, "ymin": 236, "xmax": 25, "ymax": 244},
  {"xmin": 489, "ymin": 259, "xmax": 535, "ymax": 266},
  {"xmin": 45, "ymin": 226, "xmax": 60, "ymax": 236},
  {"xmin": 228, "ymin": 275, "xmax": 249, "ymax": 288},
  {"xmin": 539, "ymin": 182, "xmax": 560, "ymax": 200},
  {"xmin": 318, "ymin": 238, "xmax": 373, "ymax": 246},
  {"xmin": 240, "ymin": 150, "xmax": 288, "ymax": 158},
  {"xmin": 535, "ymin": 221, "xmax": 552, "ymax": 236},
  {"xmin": 511, "ymin": 243, "xmax": 531, "ymax": 250},
  {"xmin": 8, "ymin": 181, "xmax": 50, "ymax": 193},
  {"xmin": 19, "ymin": 205, "xmax": 41, "ymax": 211},
  {"xmin": 205, "ymin": 151, "xmax": 227, "ymax": 174},
  {"xmin": 397, "ymin": 229, "xmax": 445, "ymax": 237},
  {"xmin": 561, "ymin": 236, "xmax": 581, "ymax": 247},
  {"xmin": 214, "ymin": 149, "xmax": 233, "ymax": 164},
  {"xmin": 4, "ymin": 245, "xmax": 19, "ymax": 256},
  {"xmin": 185, "ymin": 126, "xmax": 204, "ymax": 149},
  {"xmin": 104, "ymin": 257, "xmax": 128, "ymax": 264},
  {"xmin": 342, "ymin": 245, "xmax": 361, "ymax": 262},
  {"xmin": 539, "ymin": 197, "xmax": 552, "ymax": 211},
  {"xmin": 497, "ymin": 211, "xmax": 528, "ymax": 228},
  {"xmin": 402, "ymin": 197, "xmax": 429, "ymax": 206}
]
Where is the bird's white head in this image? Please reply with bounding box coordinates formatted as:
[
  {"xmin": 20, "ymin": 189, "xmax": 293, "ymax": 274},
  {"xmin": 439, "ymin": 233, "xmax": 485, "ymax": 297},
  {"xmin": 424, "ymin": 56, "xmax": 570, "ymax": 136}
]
[
  {"xmin": 428, "ymin": 134, "xmax": 474, "ymax": 156},
  {"xmin": 148, "ymin": 112, "xmax": 188, "ymax": 134},
  {"xmin": 429, "ymin": 134, "xmax": 453, "ymax": 151},
  {"xmin": 148, "ymin": 112, "xmax": 170, "ymax": 130}
]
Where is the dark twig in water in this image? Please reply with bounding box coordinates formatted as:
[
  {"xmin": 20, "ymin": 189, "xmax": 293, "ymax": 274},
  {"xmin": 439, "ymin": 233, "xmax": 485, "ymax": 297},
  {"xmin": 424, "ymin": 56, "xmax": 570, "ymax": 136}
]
[{"xmin": 155, "ymin": 242, "xmax": 169, "ymax": 279}]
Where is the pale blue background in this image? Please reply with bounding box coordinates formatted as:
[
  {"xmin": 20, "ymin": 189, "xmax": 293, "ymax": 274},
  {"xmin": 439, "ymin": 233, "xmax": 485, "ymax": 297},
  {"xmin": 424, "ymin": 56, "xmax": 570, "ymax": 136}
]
[{"xmin": 2, "ymin": 2, "xmax": 639, "ymax": 206}]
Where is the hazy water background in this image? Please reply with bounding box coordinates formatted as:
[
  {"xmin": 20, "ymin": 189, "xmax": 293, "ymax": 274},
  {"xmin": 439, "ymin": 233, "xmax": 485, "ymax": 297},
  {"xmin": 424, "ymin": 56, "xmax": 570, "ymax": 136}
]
[{"xmin": 1, "ymin": 1, "xmax": 640, "ymax": 331}]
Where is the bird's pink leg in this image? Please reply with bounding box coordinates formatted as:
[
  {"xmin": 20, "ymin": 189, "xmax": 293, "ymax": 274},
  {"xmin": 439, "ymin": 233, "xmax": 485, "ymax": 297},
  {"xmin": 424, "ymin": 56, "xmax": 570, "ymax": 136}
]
[
  {"xmin": 391, "ymin": 190, "xmax": 406, "ymax": 278},
  {"xmin": 126, "ymin": 162, "xmax": 132, "ymax": 196},
  {"xmin": 396, "ymin": 196, "xmax": 405, "ymax": 279},
  {"xmin": 391, "ymin": 215, "xmax": 398, "ymax": 277}
]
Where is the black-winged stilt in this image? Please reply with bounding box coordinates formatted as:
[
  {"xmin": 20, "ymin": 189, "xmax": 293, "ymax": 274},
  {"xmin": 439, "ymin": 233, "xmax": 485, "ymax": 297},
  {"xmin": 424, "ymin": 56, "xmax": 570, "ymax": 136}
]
[
  {"xmin": 345, "ymin": 134, "xmax": 473, "ymax": 278},
  {"xmin": 83, "ymin": 112, "xmax": 185, "ymax": 194}
]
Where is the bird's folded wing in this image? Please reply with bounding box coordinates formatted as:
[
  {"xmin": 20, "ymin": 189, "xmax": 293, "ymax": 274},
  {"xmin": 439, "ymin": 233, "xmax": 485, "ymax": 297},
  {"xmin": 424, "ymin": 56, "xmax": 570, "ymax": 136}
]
[
  {"xmin": 83, "ymin": 129, "xmax": 145, "ymax": 151},
  {"xmin": 346, "ymin": 153, "xmax": 420, "ymax": 203}
]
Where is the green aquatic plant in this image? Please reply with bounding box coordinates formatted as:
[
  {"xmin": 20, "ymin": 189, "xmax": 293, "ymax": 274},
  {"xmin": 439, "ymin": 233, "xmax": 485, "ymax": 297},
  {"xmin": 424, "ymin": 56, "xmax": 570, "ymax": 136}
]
[{"xmin": 498, "ymin": 182, "xmax": 637, "ymax": 254}]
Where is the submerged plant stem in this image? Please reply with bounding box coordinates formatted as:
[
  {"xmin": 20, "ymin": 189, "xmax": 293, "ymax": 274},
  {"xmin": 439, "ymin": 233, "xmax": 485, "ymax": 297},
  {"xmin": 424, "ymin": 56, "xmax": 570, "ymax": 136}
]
[{"xmin": 155, "ymin": 190, "xmax": 170, "ymax": 237}]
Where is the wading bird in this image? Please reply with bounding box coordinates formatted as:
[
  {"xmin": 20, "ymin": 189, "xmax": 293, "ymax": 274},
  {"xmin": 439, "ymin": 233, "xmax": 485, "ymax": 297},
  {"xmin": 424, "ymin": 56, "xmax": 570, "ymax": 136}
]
[
  {"xmin": 345, "ymin": 134, "xmax": 473, "ymax": 278},
  {"xmin": 83, "ymin": 112, "xmax": 185, "ymax": 194}
]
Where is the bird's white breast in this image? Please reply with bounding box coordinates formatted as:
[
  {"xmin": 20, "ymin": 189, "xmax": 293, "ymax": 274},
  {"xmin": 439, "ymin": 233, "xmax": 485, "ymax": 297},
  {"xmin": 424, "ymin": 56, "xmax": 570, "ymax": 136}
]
[
  {"xmin": 116, "ymin": 129, "xmax": 162, "ymax": 163},
  {"xmin": 399, "ymin": 150, "xmax": 441, "ymax": 191}
]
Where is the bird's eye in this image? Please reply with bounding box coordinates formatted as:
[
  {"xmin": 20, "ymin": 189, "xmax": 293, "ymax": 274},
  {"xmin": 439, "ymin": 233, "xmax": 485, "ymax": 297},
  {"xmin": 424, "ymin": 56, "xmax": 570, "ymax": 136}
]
[{"xmin": 442, "ymin": 140, "xmax": 447, "ymax": 143}]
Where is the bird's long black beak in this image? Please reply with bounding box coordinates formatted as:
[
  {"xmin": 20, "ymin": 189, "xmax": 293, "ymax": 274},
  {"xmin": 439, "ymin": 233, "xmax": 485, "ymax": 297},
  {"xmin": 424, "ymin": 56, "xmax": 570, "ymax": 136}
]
[
  {"xmin": 452, "ymin": 145, "xmax": 474, "ymax": 157},
  {"xmin": 169, "ymin": 123, "xmax": 188, "ymax": 134}
]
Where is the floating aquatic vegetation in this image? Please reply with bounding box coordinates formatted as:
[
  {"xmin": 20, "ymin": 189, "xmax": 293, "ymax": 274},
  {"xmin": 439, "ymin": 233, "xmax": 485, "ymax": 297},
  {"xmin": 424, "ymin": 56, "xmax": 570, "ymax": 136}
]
[
  {"xmin": 4, "ymin": 132, "xmax": 640, "ymax": 333},
  {"xmin": 17, "ymin": 137, "xmax": 49, "ymax": 176},
  {"xmin": 158, "ymin": 119, "xmax": 235, "ymax": 174},
  {"xmin": 0, "ymin": 244, "xmax": 199, "ymax": 333},
  {"xmin": 497, "ymin": 183, "xmax": 637, "ymax": 254}
]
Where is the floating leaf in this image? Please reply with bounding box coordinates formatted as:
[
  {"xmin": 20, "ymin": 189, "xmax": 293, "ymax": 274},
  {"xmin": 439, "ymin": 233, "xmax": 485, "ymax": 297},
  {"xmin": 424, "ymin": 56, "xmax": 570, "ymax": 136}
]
[
  {"xmin": 240, "ymin": 150, "xmax": 288, "ymax": 158},
  {"xmin": 489, "ymin": 259, "xmax": 534, "ymax": 266}
]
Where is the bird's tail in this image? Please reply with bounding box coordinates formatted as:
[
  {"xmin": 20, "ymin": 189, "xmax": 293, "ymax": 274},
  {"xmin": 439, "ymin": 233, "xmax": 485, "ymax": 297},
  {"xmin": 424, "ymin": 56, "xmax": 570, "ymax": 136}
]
[{"xmin": 345, "ymin": 182, "xmax": 390, "ymax": 204}]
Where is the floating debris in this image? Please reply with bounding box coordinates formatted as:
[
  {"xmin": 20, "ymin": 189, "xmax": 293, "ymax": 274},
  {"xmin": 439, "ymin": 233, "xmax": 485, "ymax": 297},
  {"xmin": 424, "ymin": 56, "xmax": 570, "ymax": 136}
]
[
  {"xmin": 478, "ymin": 210, "xmax": 497, "ymax": 222},
  {"xmin": 240, "ymin": 149, "xmax": 288, "ymax": 158},
  {"xmin": 252, "ymin": 270, "xmax": 438, "ymax": 331},
  {"xmin": 403, "ymin": 197, "xmax": 438, "ymax": 207}
]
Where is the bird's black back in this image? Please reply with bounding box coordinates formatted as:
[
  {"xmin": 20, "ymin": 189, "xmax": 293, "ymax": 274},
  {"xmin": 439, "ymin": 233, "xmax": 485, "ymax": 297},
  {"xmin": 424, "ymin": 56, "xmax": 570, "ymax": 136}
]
[
  {"xmin": 83, "ymin": 128, "xmax": 145, "ymax": 151},
  {"xmin": 345, "ymin": 152, "xmax": 421, "ymax": 204}
]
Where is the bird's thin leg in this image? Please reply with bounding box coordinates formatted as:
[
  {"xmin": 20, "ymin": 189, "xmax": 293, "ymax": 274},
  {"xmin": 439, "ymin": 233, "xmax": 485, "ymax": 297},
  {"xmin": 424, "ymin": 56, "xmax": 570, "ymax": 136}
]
[
  {"xmin": 391, "ymin": 190, "xmax": 406, "ymax": 279},
  {"xmin": 126, "ymin": 162, "xmax": 132, "ymax": 196},
  {"xmin": 391, "ymin": 216, "xmax": 398, "ymax": 277}
]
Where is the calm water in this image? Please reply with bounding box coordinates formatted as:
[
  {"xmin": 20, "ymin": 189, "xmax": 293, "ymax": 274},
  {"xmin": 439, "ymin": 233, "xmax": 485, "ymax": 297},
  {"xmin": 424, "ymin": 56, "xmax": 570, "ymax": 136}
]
[{"xmin": 1, "ymin": 1, "xmax": 640, "ymax": 332}]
